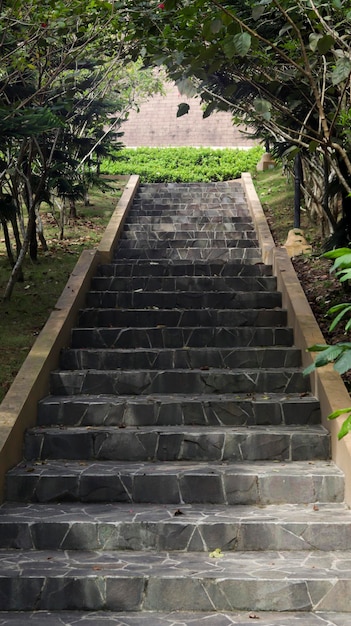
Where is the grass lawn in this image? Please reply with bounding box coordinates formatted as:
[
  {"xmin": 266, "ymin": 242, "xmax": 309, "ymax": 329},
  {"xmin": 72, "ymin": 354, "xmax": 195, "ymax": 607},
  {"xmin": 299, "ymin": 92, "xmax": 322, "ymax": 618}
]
[{"xmin": 0, "ymin": 180, "xmax": 125, "ymax": 402}]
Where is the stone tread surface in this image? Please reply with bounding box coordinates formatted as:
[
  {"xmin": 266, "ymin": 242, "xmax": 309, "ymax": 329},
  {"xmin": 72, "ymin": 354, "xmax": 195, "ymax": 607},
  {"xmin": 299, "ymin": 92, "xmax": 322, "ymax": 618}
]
[
  {"xmin": 0, "ymin": 502, "xmax": 350, "ymax": 552},
  {"xmin": 0, "ymin": 611, "xmax": 349, "ymax": 625},
  {"xmin": 0, "ymin": 549, "xmax": 351, "ymax": 611}
]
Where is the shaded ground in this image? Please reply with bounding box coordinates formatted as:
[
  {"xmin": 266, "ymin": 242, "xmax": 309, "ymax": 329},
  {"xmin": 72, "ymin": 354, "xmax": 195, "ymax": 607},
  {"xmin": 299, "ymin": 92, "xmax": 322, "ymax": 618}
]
[{"xmin": 259, "ymin": 175, "xmax": 351, "ymax": 390}]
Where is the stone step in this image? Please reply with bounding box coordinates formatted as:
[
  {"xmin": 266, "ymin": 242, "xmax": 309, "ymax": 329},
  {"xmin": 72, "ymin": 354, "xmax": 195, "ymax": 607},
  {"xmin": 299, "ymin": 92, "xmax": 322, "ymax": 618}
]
[
  {"xmin": 5, "ymin": 460, "xmax": 344, "ymax": 504},
  {"xmin": 37, "ymin": 393, "xmax": 321, "ymax": 427},
  {"xmin": 60, "ymin": 347, "xmax": 301, "ymax": 371},
  {"xmin": 24, "ymin": 424, "xmax": 329, "ymax": 463},
  {"xmin": 121, "ymin": 227, "xmax": 256, "ymax": 237},
  {"xmin": 0, "ymin": 502, "xmax": 349, "ymax": 552},
  {"xmin": 113, "ymin": 248, "xmax": 262, "ymax": 262},
  {"xmin": 0, "ymin": 611, "xmax": 349, "ymax": 626},
  {"xmin": 70, "ymin": 326, "xmax": 294, "ymax": 349},
  {"xmin": 124, "ymin": 214, "xmax": 252, "ymax": 224},
  {"xmin": 121, "ymin": 232, "xmax": 257, "ymax": 242},
  {"xmin": 78, "ymin": 308, "xmax": 288, "ymax": 328},
  {"xmin": 128, "ymin": 206, "xmax": 251, "ymax": 216},
  {"xmin": 90, "ymin": 275, "xmax": 277, "ymax": 292},
  {"xmin": 123, "ymin": 221, "xmax": 255, "ymax": 231},
  {"xmin": 0, "ymin": 548, "xmax": 350, "ymax": 612},
  {"xmin": 98, "ymin": 260, "xmax": 273, "ymax": 277},
  {"xmin": 50, "ymin": 368, "xmax": 310, "ymax": 396},
  {"xmin": 116, "ymin": 238, "xmax": 259, "ymax": 249},
  {"xmin": 85, "ymin": 290, "xmax": 282, "ymax": 310}
]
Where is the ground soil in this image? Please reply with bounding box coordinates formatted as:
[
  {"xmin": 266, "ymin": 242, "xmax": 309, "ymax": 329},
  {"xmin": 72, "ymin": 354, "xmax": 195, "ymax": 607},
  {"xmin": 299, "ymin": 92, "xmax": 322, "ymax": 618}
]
[{"xmin": 263, "ymin": 200, "xmax": 351, "ymax": 389}]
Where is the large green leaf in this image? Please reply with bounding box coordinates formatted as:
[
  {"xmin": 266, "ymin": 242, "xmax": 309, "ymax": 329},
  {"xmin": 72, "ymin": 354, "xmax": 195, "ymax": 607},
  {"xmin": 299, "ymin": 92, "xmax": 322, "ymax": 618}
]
[
  {"xmin": 334, "ymin": 349, "xmax": 351, "ymax": 374},
  {"xmin": 177, "ymin": 103, "xmax": 190, "ymax": 117},
  {"xmin": 233, "ymin": 32, "xmax": 251, "ymax": 56},
  {"xmin": 337, "ymin": 415, "xmax": 351, "ymax": 439},
  {"xmin": 317, "ymin": 35, "xmax": 335, "ymax": 54},
  {"xmin": 332, "ymin": 56, "xmax": 351, "ymax": 86},
  {"xmin": 324, "ymin": 248, "xmax": 351, "ymax": 259},
  {"xmin": 253, "ymin": 98, "xmax": 271, "ymax": 121}
]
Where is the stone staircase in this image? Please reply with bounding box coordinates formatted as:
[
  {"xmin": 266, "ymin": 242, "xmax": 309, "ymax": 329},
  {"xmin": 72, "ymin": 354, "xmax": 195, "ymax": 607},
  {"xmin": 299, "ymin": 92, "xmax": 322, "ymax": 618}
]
[{"xmin": 0, "ymin": 181, "xmax": 351, "ymax": 625}]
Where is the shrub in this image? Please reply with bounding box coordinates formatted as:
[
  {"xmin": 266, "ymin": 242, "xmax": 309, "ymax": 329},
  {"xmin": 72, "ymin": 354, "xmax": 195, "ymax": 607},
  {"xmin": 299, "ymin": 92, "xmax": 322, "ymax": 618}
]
[{"xmin": 101, "ymin": 146, "xmax": 264, "ymax": 182}]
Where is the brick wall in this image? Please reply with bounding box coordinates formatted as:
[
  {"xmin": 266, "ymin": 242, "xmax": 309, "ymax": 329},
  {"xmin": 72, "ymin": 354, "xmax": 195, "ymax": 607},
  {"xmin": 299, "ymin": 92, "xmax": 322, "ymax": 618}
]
[{"xmin": 122, "ymin": 81, "xmax": 257, "ymax": 149}]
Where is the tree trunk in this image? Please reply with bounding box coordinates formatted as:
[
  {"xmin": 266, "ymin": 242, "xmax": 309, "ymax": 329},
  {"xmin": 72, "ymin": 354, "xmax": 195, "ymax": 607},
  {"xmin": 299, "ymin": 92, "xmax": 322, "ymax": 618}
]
[
  {"xmin": 3, "ymin": 206, "xmax": 35, "ymax": 300},
  {"xmin": 69, "ymin": 199, "xmax": 77, "ymax": 219},
  {"xmin": 1, "ymin": 219, "xmax": 16, "ymax": 267},
  {"xmin": 36, "ymin": 209, "xmax": 49, "ymax": 251},
  {"xmin": 29, "ymin": 214, "xmax": 38, "ymax": 261}
]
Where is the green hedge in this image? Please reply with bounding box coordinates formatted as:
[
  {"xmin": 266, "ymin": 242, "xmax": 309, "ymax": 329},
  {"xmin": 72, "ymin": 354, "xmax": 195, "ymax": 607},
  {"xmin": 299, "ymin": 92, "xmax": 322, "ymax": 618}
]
[{"xmin": 101, "ymin": 146, "xmax": 264, "ymax": 182}]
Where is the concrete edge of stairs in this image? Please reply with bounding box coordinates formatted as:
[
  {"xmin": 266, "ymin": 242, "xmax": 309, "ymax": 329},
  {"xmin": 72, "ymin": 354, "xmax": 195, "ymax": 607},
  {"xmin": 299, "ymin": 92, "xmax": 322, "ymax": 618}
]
[
  {"xmin": 0, "ymin": 172, "xmax": 350, "ymax": 505},
  {"xmin": 0, "ymin": 174, "xmax": 140, "ymax": 500},
  {"xmin": 242, "ymin": 172, "xmax": 351, "ymax": 504}
]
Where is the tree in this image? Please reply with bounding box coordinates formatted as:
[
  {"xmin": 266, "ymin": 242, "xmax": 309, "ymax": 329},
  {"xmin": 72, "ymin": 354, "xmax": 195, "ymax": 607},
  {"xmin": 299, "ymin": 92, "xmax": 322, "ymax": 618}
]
[
  {"xmin": 126, "ymin": 0, "xmax": 351, "ymax": 240},
  {"xmin": 0, "ymin": 1, "xmax": 163, "ymax": 299}
]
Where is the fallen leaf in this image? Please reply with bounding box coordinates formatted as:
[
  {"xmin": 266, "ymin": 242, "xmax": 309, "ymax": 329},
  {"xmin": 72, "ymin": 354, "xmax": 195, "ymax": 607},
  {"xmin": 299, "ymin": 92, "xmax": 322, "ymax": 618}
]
[{"xmin": 209, "ymin": 548, "xmax": 224, "ymax": 558}]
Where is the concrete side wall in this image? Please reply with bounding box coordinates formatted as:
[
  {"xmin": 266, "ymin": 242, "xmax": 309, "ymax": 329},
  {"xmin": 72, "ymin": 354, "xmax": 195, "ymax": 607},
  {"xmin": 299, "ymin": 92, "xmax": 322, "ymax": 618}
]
[
  {"xmin": 242, "ymin": 173, "xmax": 351, "ymax": 505},
  {"xmin": 0, "ymin": 175, "xmax": 140, "ymax": 501},
  {"xmin": 122, "ymin": 80, "xmax": 257, "ymax": 148}
]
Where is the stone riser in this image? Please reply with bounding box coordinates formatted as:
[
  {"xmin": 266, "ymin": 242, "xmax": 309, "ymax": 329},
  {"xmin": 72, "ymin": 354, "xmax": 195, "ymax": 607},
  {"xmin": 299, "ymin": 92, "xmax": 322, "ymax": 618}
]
[
  {"xmin": 70, "ymin": 326, "xmax": 294, "ymax": 349},
  {"xmin": 5, "ymin": 460, "xmax": 344, "ymax": 505},
  {"xmin": 78, "ymin": 308, "xmax": 288, "ymax": 328},
  {"xmin": 1, "ymin": 549, "xmax": 351, "ymax": 612},
  {"xmin": 24, "ymin": 424, "xmax": 329, "ymax": 463},
  {"xmin": 116, "ymin": 239, "xmax": 259, "ymax": 249},
  {"xmin": 113, "ymin": 249, "xmax": 262, "ymax": 261},
  {"xmin": 1, "ymin": 502, "xmax": 350, "ymax": 552},
  {"xmin": 98, "ymin": 261, "xmax": 273, "ymax": 277},
  {"xmin": 85, "ymin": 291, "xmax": 282, "ymax": 310},
  {"xmin": 50, "ymin": 368, "xmax": 310, "ymax": 397},
  {"xmin": 127, "ymin": 206, "xmax": 248, "ymax": 215},
  {"xmin": 60, "ymin": 347, "xmax": 301, "ymax": 371},
  {"xmin": 90, "ymin": 275, "xmax": 277, "ymax": 292},
  {"xmin": 37, "ymin": 394, "xmax": 321, "ymax": 428},
  {"xmin": 123, "ymin": 221, "xmax": 255, "ymax": 231},
  {"xmin": 121, "ymin": 229, "xmax": 256, "ymax": 239},
  {"xmin": 132, "ymin": 203, "xmax": 247, "ymax": 209},
  {"xmin": 125, "ymin": 215, "xmax": 252, "ymax": 224}
]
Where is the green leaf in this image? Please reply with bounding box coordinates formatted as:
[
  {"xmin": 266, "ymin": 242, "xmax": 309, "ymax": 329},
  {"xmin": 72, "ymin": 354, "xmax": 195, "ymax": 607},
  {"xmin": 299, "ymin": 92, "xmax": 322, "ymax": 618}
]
[
  {"xmin": 328, "ymin": 407, "xmax": 351, "ymax": 420},
  {"xmin": 329, "ymin": 306, "xmax": 351, "ymax": 331},
  {"xmin": 337, "ymin": 414, "xmax": 351, "ymax": 439},
  {"xmin": 334, "ymin": 350, "xmax": 351, "ymax": 374},
  {"xmin": 252, "ymin": 5, "xmax": 265, "ymax": 20},
  {"xmin": 307, "ymin": 344, "xmax": 329, "ymax": 352},
  {"xmin": 233, "ymin": 32, "xmax": 251, "ymax": 56},
  {"xmin": 222, "ymin": 36, "xmax": 237, "ymax": 59},
  {"xmin": 332, "ymin": 56, "xmax": 351, "ymax": 86},
  {"xmin": 253, "ymin": 98, "xmax": 271, "ymax": 121},
  {"xmin": 338, "ymin": 269, "xmax": 351, "ymax": 282},
  {"xmin": 330, "ymin": 253, "xmax": 351, "ymax": 270},
  {"xmin": 324, "ymin": 248, "xmax": 351, "ymax": 259},
  {"xmin": 177, "ymin": 103, "xmax": 190, "ymax": 117},
  {"xmin": 317, "ymin": 35, "xmax": 335, "ymax": 54},
  {"xmin": 308, "ymin": 140, "xmax": 320, "ymax": 152},
  {"xmin": 210, "ymin": 18, "xmax": 223, "ymax": 34},
  {"xmin": 203, "ymin": 101, "xmax": 217, "ymax": 119},
  {"xmin": 309, "ymin": 33, "xmax": 322, "ymax": 52},
  {"xmin": 327, "ymin": 303, "xmax": 351, "ymax": 314}
]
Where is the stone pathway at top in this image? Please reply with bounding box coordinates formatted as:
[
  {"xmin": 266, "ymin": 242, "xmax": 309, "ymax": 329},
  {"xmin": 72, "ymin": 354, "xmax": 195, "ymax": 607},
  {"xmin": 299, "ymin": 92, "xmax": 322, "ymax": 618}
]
[{"xmin": 0, "ymin": 181, "xmax": 351, "ymax": 625}]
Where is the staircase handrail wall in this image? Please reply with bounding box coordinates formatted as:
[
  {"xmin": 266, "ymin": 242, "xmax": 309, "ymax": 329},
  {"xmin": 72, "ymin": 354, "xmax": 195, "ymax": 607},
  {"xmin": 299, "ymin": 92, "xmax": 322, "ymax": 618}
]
[
  {"xmin": 242, "ymin": 172, "xmax": 351, "ymax": 505},
  {"xmin": 0, "ymin": 175, "xmax": 140, "ymax": 501}
]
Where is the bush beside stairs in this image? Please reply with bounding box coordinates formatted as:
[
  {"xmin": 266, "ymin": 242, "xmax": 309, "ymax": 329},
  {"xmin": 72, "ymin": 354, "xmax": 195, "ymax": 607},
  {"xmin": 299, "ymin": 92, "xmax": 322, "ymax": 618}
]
[{"xmin": 0, "ymin": 181, "xmax": 351, "ymax": 625}]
